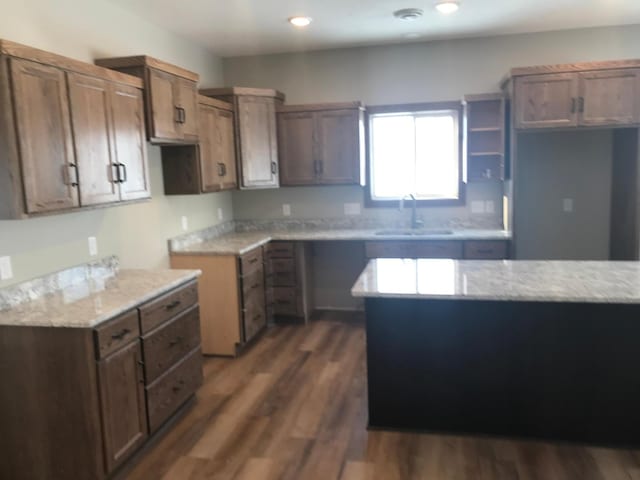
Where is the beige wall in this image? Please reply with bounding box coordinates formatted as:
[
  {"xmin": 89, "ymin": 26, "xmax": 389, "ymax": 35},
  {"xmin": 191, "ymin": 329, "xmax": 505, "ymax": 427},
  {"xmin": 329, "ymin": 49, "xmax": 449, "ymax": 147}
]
[{"xmin": 0, "ymin": 0, "xmax": 229, "ymax": 287}]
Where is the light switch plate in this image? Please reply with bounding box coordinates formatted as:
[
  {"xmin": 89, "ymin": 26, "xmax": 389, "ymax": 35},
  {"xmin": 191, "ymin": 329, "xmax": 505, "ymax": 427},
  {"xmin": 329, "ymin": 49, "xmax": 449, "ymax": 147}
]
[
  {"xmin": 0, "ymin": 256, "xmax": 13, "ymax": 281},
  {"xmin": 471, "ymin": 201, "xmax": 485, "ymax": 214},
  {"xmin": 181, "ymin": 216, "xmax": 189, "ymax": 231},
  {"xmin": 217, "ymin": 207, "xmax": 224, "ymax": 221},
  {"xmin": 344, "ymin": 203, "xmax": 361, "ymax": 216},
  {"xmin": 282, "ymin": 204, "xmax": 291, "ymax": 217},
  {"xmin": 563, "ymin": 198, "xmax": 574, "ymax": 213},
  {"xmin": 88, "ymin": 237, "xmax": 98, "ymax": 257}
]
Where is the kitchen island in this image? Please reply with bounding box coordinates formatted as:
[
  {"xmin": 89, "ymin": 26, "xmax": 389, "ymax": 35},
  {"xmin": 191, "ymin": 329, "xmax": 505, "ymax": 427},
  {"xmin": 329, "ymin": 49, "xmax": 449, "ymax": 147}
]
[{"xmin": 352, "ymin": 259, "xmax": 640, "ymax": 446}]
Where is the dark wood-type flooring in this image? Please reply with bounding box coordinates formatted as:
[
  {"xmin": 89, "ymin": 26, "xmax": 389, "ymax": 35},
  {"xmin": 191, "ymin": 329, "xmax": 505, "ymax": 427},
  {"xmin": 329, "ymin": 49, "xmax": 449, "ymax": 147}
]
[{"xmin": 125, "ymin": 312, "xmax": 640, "ymax": 480}]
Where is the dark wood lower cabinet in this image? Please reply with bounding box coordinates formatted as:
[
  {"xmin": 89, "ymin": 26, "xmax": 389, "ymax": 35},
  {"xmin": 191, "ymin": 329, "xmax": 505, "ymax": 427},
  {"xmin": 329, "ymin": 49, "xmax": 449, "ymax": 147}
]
[
  {"xmin": 98, "ymin": 340, "xmax": 148, "ymax": 473},
  {"xmin": 0, "ymin": 280, "xmax": 202, "ymax": 480}
]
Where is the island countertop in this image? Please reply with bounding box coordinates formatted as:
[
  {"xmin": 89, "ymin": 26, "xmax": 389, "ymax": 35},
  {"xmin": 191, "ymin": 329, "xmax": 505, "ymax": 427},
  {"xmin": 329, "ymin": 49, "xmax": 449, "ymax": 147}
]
[
  {"xmin": 351, "ymin": 258, "xmax": 640, "ymax": 303},
  {"xmin": 170, "ymin": 228, "xmax": 511, "ymax": 256},
  {"xmin": 0, "ymin": 269, "xmax": 201, "ymax": 328}
]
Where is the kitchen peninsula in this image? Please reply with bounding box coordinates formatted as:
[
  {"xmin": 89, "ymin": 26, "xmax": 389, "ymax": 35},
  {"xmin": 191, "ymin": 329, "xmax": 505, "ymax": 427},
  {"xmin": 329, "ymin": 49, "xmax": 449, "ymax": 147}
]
[{"xmin": 352, "ymin": 259, "xmax": 640, "ymax": 446}]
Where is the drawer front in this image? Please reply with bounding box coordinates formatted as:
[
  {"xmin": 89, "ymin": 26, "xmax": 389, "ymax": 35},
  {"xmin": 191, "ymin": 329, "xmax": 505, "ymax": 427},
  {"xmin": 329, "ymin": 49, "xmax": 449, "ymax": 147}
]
[
  {"xmin": 146, "ymin": 347, "xmax": 203, "ymax": 433},
  {"xmin": 243, "ymin": 295, "xmax": 267, "ymax": 342},
  {"xmin": 142, "ymin": 305, "xmax": 201, "ymax": 384},
  {"xmin": 266, "ymin": 258, "xmax": 296, "ymax": 287},
  {"xmin": 94, "ymin": 310, "xmax": 141, "ymax": 359},
  {"xmin": 365, "ymin": 241, "xmax": 463, "ymax": 259},
  {"xmin": 239, "ymin": 247, "xmax": 264, "ymax": 276},
  {"xmin": 241, "ymin": 267, "xmax": 265, "ymax": 300},
  {"xmin": 272, "ymin": 287, "xmax": 299, "ymax": 316},
  {"xmin": 139, "ymin": 281, "xmax": 198, "ymax": 333},
  {"xmin": 464, "ymin": 241, "xmax": 509, "ymax": 259},
  {"xmin": 265, "ymin": 242, "xmax": 294, "ymax": 259}
]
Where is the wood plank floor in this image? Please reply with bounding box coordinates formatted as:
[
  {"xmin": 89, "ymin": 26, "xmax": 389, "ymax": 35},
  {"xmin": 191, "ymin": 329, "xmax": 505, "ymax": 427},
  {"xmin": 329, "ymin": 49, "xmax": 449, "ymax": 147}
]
[{"xmin": 125, "ymin": 312, "xmax": 640, "ymax": 480}]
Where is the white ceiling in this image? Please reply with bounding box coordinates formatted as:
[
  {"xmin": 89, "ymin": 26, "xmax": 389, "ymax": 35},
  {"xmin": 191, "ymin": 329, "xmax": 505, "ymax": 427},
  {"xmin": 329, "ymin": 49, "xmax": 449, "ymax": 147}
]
[{"xmin": 110, "ymin": 0, "xmax": 640, "ymax": 57}]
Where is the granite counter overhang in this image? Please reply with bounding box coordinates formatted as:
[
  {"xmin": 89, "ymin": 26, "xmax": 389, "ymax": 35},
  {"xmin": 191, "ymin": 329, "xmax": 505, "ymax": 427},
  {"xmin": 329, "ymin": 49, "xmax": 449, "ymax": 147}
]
[
  {"xmin": 0, "ymin": 269, "xmax": 201, "ymax": 329},
  {"xmin": 351, "ymin": 258, "xmax": 640, "ymax": 304},
  {"xmin": 169, "ymin": 229, "xmax": 512, "ymax": 256}
]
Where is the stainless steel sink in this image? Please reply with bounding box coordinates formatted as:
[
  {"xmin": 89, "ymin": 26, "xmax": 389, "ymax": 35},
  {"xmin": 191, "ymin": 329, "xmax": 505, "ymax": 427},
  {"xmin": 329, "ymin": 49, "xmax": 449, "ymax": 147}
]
[{"xmin": 375, "ymin": 229, "xmax": 454, "ymax": 236}]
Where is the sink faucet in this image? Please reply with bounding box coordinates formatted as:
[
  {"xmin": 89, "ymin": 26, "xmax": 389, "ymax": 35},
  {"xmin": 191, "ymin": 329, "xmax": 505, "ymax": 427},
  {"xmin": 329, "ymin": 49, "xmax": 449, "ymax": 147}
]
[{"xmin": 400, "ymin": 194, "xmax": 424, "ymax": 229}]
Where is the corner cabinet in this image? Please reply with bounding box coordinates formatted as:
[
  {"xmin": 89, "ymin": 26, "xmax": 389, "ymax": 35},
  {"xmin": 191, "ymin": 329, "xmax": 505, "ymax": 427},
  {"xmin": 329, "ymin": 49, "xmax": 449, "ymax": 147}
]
[
  {"xmin": 200, "ymin": 87, "xmax": 284, "ymax": 189},
  {"xmin": 95, "ymin": 56, "xmax": 199, "ymax": 145},
  {"xmin": 511, "ymin": 65, "xmax": 640, "ymax": 130},
  {"xmin": 162, "ymin": 96, "xmax": 237, "ymax": 194},
  {"xmin": 0, "ymin": 280, "xmax": 202, "ymax": 480},
  {"xmin": 0, "ymin": 39, "xmax": 150, "ymax": 219},
  {"xmin": 278, "ymin": 102, "xmax": 365, "ymax": 186}
]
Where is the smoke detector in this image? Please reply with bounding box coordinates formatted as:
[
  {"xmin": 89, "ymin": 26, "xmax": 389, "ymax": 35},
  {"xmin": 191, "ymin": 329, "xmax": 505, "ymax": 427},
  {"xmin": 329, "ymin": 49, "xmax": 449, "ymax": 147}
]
[{"xmin": 393, "ymin": 8, "xmax": 424, "ymax": 21}]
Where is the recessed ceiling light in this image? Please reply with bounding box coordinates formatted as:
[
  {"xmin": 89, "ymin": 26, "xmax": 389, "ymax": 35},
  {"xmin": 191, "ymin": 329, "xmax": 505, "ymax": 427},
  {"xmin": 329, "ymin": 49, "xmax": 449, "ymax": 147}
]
[
  {"xmin": 393, "ymin": 8, "xmax": 424, "ymax": 21},
  {"xmin": 288, "ymin": 16, "xmax": 312, "ymax": 27},
  {"xmin": 435, "ymin": 0, "xmax": 460, "ymax": 14}
]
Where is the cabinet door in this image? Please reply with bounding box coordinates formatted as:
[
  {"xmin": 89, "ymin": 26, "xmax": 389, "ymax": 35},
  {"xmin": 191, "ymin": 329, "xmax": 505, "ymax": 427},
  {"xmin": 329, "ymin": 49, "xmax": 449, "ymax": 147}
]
[
  {"xmin": 10, "ymin": 58, "xmax": 79, "ymax": 213},
  {"xmin": 218, "ymin": 108, "xmax": 238, "ymax": 190},
  {"xmin": 198, "ymin": 103, "xmax": 220, "ymax": 192},
  {"xmin": 578, "ymin": 69, "xmax": 640, "ymax": 126},
  {"xmin": 514, "ymin": 73, "xmax": 578, "ymax": 129},
  {"xmin": 317, "ymin": 109, "xmax": 362, "ymax": 184},
  {"xmin": 237, "ymin": 96, "xmax": 279, "ymax": 188},
  {"xmin": 278, "ymin": 111, "xmax": 317, "ymax": 185},
  {"xmin": 111, "ymin": 84, "xmax": 151, "ymax": 201},
  {"xmin": 97, "ymin": 340, "xmax": 147, "ymax": 474},
  {"xmin": 177, "ymin": 78, "xmax": 199, "ymax": 141},
  {"xmin": 147, "ymin": 68, "xmax": 179, "ymax": 141},
  {"xmin": 68, "ymin": 73, "xmax": 119, "ymax": 206}
]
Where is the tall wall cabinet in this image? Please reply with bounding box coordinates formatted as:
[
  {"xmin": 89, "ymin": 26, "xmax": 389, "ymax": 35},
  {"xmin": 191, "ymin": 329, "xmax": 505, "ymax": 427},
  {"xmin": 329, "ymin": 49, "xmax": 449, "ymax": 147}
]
[
  {"xmin": 200, "ymin": 87, "xmax": 284, "ymax": 189},
  {"xmin": 0, "ymin": 40, "xmax": 150, "ymax": 220}
]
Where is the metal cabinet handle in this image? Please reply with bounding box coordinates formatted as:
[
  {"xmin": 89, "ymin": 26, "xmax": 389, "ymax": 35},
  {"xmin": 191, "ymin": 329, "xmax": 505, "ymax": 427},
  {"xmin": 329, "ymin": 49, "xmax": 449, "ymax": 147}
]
[
  {"xmin": 578, "ymin": 97, "xmax": 585, "ymax": 113},
  {"xmin": 217, "ymin": 163, "xmax": 225, "ymax": 177},
  {"xmin": 180, "ymin": 107, "xmax": 186, "ymax": 124},
  {"xmin": 175, "ymin": 106, "xmax": 182, "ymax": 123},
  {"xmin": 571, "ymin": 98, "xmax": 577, "ymax": 114},
  {"xmin": 118, "ymin": 163, "xmax": 127, "ymax": 184},
  {"xmin": 112, "ymin": 164, "xmax": 121, "ymax": 184},
  {"xmin": 165, "ymin": 300, "xmax": 181, "ymax": 310},
  {"xmin": 111, "ymin": 328, "xmax": 131, "ymax": 340},
  {"xmin": 69, "ymin": 163, "xmax": 79, "ymax": 187},
  {"xmin": 168, "ymin": 336, "xmax": 184, "ymax": 347},
  {"xmin": 271, "ymin": 162, "xmax": 278, "ymax": 174}
]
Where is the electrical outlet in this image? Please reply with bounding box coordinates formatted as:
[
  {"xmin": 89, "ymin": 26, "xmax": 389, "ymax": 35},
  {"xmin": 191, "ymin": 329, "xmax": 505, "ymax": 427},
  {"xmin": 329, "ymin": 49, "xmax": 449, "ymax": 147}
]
[
  {"xmin": 344, "ymin": 203, "xmax": 361, "ymax": 216},
  {"xmin": 563, "ymin": 198, "xmax": 574, "ymax": 213},
  {"xmin": 217, "ymin": 207, "xmax": 224, "ymax": 221},
  {"xmin": 88, "ymin": 237, "xmax": 98, "ymax": 257},
  {"xmin": 0, "ymin": 256, "xmax": 13, "ymax": 281},
  {"xmin": 485, "ymin": 200, "xmax": 495, "ymax": 214},
  {"xmin": 471, "ymin": 201, "xmax": 485, "ymax": 214},
  {"xmin": 282, "ymin": 204, "xmax": 291, "ymax": 217},
  {"xmin": 181, "ymin": 216, "xmax": 189, "ymax": 231}
]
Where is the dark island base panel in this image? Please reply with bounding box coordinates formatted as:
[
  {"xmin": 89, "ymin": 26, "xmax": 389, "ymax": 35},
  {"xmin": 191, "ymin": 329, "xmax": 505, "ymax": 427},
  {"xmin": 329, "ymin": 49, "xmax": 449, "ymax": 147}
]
[{"xmin": 365, "ymin": 297, "xmax": 640, "ymax": 447}]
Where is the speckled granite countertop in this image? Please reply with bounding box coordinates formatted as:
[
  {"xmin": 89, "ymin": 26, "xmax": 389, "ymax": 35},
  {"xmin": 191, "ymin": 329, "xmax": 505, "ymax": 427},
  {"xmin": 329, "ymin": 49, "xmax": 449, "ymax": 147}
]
[
  {"xmin": 0, "ymin": 269, "xmax": 201, "ymax": 328},
  {"xmin": 351, "ymin": 259, "xmax": 640, "ymax": 303},
  {"xmin": 170, "ymin": 229, "xmax": 511, "ymax": 256}
]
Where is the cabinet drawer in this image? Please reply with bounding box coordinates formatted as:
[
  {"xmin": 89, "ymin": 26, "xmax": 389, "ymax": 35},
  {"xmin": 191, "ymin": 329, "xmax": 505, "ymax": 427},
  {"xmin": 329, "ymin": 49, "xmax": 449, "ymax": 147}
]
[
  {"xmin": 146, "ymin": 347, "xmax": 203, "ymax": 433},
  {"xmin": 142, "ymin": 305, "xmax": 201, "ymax": 384},
  {"xmin": 139, "ymin": 281, "xmax": 198, "ymax": 333},
  {"xmin": 242, "ymin": 267, "xmax": 265, "ymax": 301},
  {"xmin": 265, "ymin": 242, "xmax": 294, "ymax": 259},
  {"xmin": 239, "ymin": 247, "xmax": 264, "ymax": 276},
  {"xmin": 243, "ymin": 296, "xmax": 267, "ymax": 342},
  {"xmin": 272, "ymin": 287, "xmax": 299, "ymax": 316},
  {"xmin": 266, "ymin": 258, "xmax": 296, "ymax": 286},
  {"xmin": 365, "ymin": 241, "xmax": 463, "ymax": 259},
  {"xmin": 464, "ymin": 241, "xmax": 509, "ymax": 259},
  {"xmin": 94, "ymin": 310, "xmax": 140, "ymax": 359}
]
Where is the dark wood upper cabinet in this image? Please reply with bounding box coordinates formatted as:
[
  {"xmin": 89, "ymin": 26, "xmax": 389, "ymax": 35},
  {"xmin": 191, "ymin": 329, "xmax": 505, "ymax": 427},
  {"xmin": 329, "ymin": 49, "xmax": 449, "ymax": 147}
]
[
  {"xmin": 97, "ymin": 338, "xmax": 148, "ymax": 473},
  {"xmin": 95, "ymin": 56, "xmax": 200, "ymax": 145},
  {"xmin": 162, "ymin": 96, "xmax": 237, "ymax": 195},
  {"xmin": 9, "ymin": 57, "xmax": 79, "ymax": 213},
  {"xmin": 200, "ymin": 87, "xmax": 284, "ymax": 189},
  {"xmin": 514, "ymin": 73, "xmax": 578, "ymax": 129},
  {"xmin": 0, "ymin": 39, "xmax": 148, "ymax": 219},
  {"xmin": 578, "ymin": 69, "xmax": 640, "ymax": 126},
  {"xmin": 510, "ymin": 61, "xmax": 640, "ymax": 130},
  {"xmin": 277, "ymin": 102, "xmax": 365, "ymax": 186}
]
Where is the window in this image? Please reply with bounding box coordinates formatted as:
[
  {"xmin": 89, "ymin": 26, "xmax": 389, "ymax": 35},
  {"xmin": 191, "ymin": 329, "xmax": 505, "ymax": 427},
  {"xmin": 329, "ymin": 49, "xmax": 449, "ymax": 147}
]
[{"xmin": 367, "ymin": 102, "xmax": 463, "ymax": 206}]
